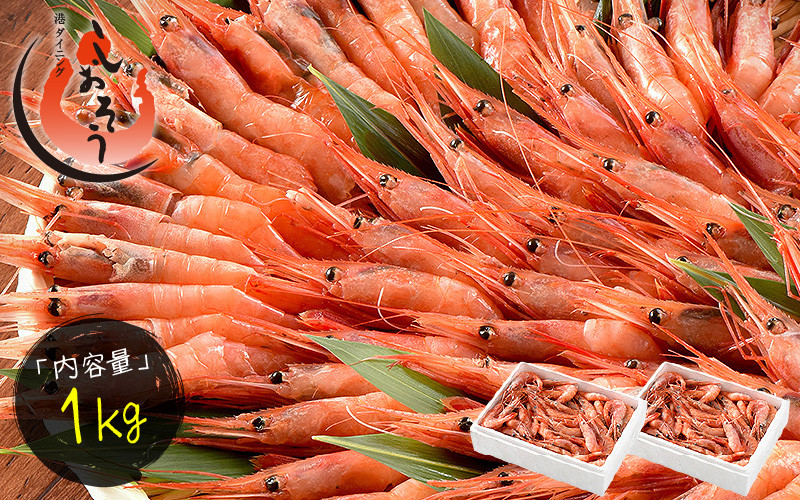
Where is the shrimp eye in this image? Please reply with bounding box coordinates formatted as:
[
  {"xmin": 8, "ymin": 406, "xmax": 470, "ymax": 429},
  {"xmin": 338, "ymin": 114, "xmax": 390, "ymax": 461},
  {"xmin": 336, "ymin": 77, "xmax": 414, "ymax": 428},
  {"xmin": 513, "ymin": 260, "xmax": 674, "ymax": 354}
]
[
  {"xmin": 56, "ymin": 174, "xmax": 67, "ymax": 187},
  {"xmin": 449, "ymin": 137, "xmax": 463, "ymax": 150},
  {"xmin": 777, "ymin": 204, "xmax": 796, "ymax": 221},
  {"xmin": 457, "ymin": 417, "xmax": 473, "ymax": 432},
  {"xmin": 482, "ymin": 356, "xmax": 491, "ymax": 368},
  {"xmin": 251, "ymin": 416, "xmax": 266, "ymax": 431},
  {"xmin": 159, "ymin": 15, "xmax": 180, "ymax": 31},
  {"xmin": 721, "ymin": 88, "xmax": 734, "ymax": 95},
  {"xmin": 48, "ymin": 284, "xmax": 60, "ymax": 292},
  {"xmin": 648, "ymin": 308, "xmax": 666, "ymax": 325},
  {"xmin": 501, "ymin": 272, "xmax": 517, "ymax": 287},
  {"xmin": 478, "ymin": 325, "xmax": 495, "ymax": 340},
  {"xmin": 497, "ymin": 472, "xmax": 513, "ymax": 486},
  {"xmin": 265, "ymin": 476, "xmax": 280, "ymax": 492},
  {"xmin": 269, "ymin": 371, "xmax": 283, "ymax": 384},
  {"xmin": 47, "ymin": 298, "xmax": 64, "ymax": 317},
  {"xmin": 644, "ymin": 110, "xmax": 662, "ymax": 126},
  {"xmin": 151, "ymin": 54, "xmax": 168, "ymax": 70},
  {"xmin": 474, "ymin": 99, "xmax": 494, "ymax": 116},
  {"xmin": 602, "ymin": 158, "xmax": 618, "ymax": 171},
  {"xmin": 526, "ymin": 238, "xmax": 543, "ymax": 254},
  {"xmin": 617, "ymin": 13, "xmax": 634, "ymax": 28},
  {"xmin": 765, "ymin": 317, "xmax": 787, "ymax": 333},
  {"xmin": 65, "ymin": 187, "xmax": 83, "ymax": 200},
  {"xmin": 42, "ymin": 380, "xmax": 58, "ymax": 395},
  {"xmin": 223, "ymin": 17, "xmax": 231, "ymax": 25},
  {"xmin": 324, "ymin": 266, "xmax": 342, "ymax": 282},
  {"xmin": 559, "ymin": 84, "xmax": 573, "ymax": 95},
  {"xmin": 37, "ymin": 251, "xmax": 54, "ymax": 268},
  {"xmin": 575, "ymin": 24, "xmax": 586, "ymax": 32},
  {"xmin": 647, "ymin": 16, "xmax": 663, "ymax": 31},
  {"xmin": 772, "ymin": 15, "xmax": 780, "ymax": 30},
  {"xmin": 75, "ymin": 107, "xmax": 94, "ymax": 126},
  {"xmin": 705, "ymin": 222, "xmax": 725, "ymax": 239},
  {"xmin": 675, "ymin": 256, "xmax": 689, "ymax": 263},
  {"xmin": 757, "ymin": 387, "xmax": 772, "ymax": 394},
  {"xmin": 353, "ymin": 216, "xmax": 365, "ymax": 229},
  {"xmin": 624, "ymin": 359, "xmax": 640, "ymax": 369},
  {"xmin": 378, "ymin": 173, "xmax": 398, "ymax": 189}
]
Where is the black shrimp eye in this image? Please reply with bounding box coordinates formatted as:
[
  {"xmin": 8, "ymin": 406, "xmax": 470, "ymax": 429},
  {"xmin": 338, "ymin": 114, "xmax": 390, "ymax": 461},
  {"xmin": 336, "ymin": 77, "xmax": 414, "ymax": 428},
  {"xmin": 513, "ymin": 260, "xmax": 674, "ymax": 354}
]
[
  {"xmin": 648, "ymin": 308, "xmax": 666, "ymax": 325},
  {"xmin": 47, "ymin": 298, "xmax": 64, "ymax": 317},
  {"xmin": 378, "ymin": 173, "xmax": 398, "ymax": 189},
  {"xmin": 705, "ymin": 222, "xmax": 725, "ymax": 239},
  {"xmin": 772, "ymin": 15, "xmax": 780, "ymax": 30},
  {"xmin": 575, "ymin": 24, "xmax": 586, "ymax": 32},
  {"xmin": 324, "ymin": 266, "xmax": 342, "ymax": 282},
  {"xmin": 644, "ymin": 110, "xmax": 662, "ymax": 126},
  {"xmin": 777, "ymin": 204, "xmax": 797, "ymax": 221},
  {"xmin": 501, "ymin": 271, "xmax": 517, "ymax": 287},
  {"xmin": 43, "ymin": 231, "xmax": 55, "ymax": 247},
  {"xmin": 457, "ymin": 417, "xmax": 473, "ymax": 432},
  {"xmin": 602, "ymin": 158, "xmax": 618, "ymax": 171},
  {"xmin": 63, "ymin": 157, "xmax": 75, "ymax": 167},
  {"xmin": 497, "ymin": 471, "xmax": 513, "ymax": 486},
  {"xmin": 675, "ymin": 256, "xmax": 689, "ymax": 263},
  {"xmin": 265, "ymin": 475, "xmax": 280, "ymax": 492},
  {"xmin": 269, "ymin": 371, "xmax": 283, "ymax": 384},
  {"xmin": 449, "ymin": 137, "xmax": 463, "ymax": 150},
  {"xmin": 526, "ymin": 238, "xmax": 542, "ymax": 254},
  {"xmin": 223, "ymin": 17, "xmax": 231, "ymax": 25},
  {"xmin": 617, "ymin": 13, "xmax": 634, "ymax": 28},
  {"xmin": 721, "ymin": 88, "xmax": 734, "ymax": 95},
  {"xmin": 37, "ymin": 251, "xmax": 54, "ymax": 268},
  {"xmin": 559, "ymin": 83, "xmax": 573, "ymax": 95},
  {"xmin": 56, "ymin": 174, "xmax": 67, "ymax": 186},
  {"xmin": 159, "ymin": 14, "xmax": 179, "ymax": 31},
  {"xmin": 474, "ymin": 99, "xmax": 494, "ymax": 115},
  {"xmin": 47, "ymin": 284, "xmax": 60, "ymax": 292},
  {"xmin": 251, "ymin": 416, "xmax": 266, "ymax": 431},
  {"xmin": 478, "ymin": 325, "xmax": 495, "ymax": 340},
  {"xmin": 42, "ymin": 380, "xmax": 58, "ymax": 395},
  {"xmin": 757, "ymin": 387, "xmax": 772, "ymax": 394},
  {"xmin": 624, "ymin": 359, "xmax": 640, "ymax": 369},
  {"xmin": 65, "ymin": 187, "xmax": 83, "ymax": 199},
  {"xmin": 353, "ymin": 216, "xmax": 365, "ymax": 229},
  {"xmin": 647, "ymin": 16, "xmax": 663, "ymax": 31},
  {"xmin": 765, "ymin": 317, "xmax": 787, "ymax": 333}
]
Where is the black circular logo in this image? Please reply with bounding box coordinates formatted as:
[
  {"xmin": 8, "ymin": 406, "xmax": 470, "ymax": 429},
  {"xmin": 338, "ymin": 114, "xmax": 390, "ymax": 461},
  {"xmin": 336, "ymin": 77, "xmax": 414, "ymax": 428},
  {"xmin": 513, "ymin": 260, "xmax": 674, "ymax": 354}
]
[{"xmin": 13, "ymin": 319, "xmax": 184, "ymax": 487}]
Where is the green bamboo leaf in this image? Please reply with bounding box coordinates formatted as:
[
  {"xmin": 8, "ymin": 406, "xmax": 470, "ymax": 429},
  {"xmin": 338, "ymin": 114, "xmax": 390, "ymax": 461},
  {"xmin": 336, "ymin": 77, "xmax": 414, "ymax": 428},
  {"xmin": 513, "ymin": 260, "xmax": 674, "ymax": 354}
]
[
  {"xmin": 594, "ymin": 0, "xmax": 612, "ymax": 42},
  {"xmin": 308, "ymin": 67, "xmax": 441, "ymax": 182},
  {"xmin": 313, "ymin": 434, "xmax": 493, "ymax": 487},
  {"xmin": 307, "ymin": 336, "xmax": 463, "ymax": 414},
  {"xmin": 730, "ymin": 203, "xmax": 786, "ymax": 279},
  {"xmin": 424, "ymin": 11, "xmax": 537, "ymax": 121},
  {"xmin": 671, "ymin": 259, "xmax": 745, "ymax": 319},
  {"xmin": 44, "ymin": 0, "xmax": 155, "ymax": 57}
]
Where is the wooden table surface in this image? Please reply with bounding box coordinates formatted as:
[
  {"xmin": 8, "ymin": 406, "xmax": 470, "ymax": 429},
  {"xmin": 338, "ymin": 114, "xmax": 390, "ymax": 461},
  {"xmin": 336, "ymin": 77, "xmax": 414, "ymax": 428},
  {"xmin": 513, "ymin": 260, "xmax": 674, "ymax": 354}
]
[{"xmin": 0, "ymin": 0, "xmax": 93, "ymax": 497}]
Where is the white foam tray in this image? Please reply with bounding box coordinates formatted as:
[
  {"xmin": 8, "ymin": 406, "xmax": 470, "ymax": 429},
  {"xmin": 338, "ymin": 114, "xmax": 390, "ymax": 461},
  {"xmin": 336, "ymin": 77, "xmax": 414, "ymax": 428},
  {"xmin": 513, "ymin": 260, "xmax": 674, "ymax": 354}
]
[
  {"xmin": 631, "ymin": 362, "xmax": 790, "ymax": 496},
  {"xmin": 471, "ymin": 362, "xmax": 647, "ymax": 495},
  {"xmin": 17, "ymin": 176, "xmax": 146, "ymax": 500}
]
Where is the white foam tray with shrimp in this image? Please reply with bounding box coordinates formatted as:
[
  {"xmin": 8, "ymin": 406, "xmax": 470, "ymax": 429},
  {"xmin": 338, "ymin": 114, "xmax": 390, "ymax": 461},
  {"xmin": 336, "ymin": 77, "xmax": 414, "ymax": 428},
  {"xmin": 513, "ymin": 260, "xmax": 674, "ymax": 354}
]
[
  {"xmin": 471, "ymin": 362, "xmax": 647, "ymax": 496},
  {"xmin": 17, "ymin": 176, "xmax": 147, "ymax": 500},
  {"xmin": 631, "ymin": 362, "xmax": 790, "ymax": 496}
]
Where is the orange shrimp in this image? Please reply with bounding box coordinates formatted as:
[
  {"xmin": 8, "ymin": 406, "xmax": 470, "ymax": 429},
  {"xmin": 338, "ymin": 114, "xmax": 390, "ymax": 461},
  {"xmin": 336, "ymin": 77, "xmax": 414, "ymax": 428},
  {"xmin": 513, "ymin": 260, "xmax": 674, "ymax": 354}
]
[
  {"xmin": 170, "ymin": 0, "xmax": 353, "ymax": 143},
  {"xmin": 181, "ymin": 392, "xmax": 408, "ymax": 454},
  {"xmin": 324, "ymin": 479, "xmax": 436, "ymax": 500},
  {"xmin": 413, "ymin": 313, "xmax": 665, "ymax": 361},
  {"xmin": 0, "ymin": 283, "xmax": 300, "ymax": 330},
  {"xmin": 762, "ymin": 473, "xmax": 800, "ymax": 500},
  {"xmin": 130, "ymin": 0, "xmax": 358, "ymax": 203},
  {"xmin": 155, "ymin": 449, "xmax": 406, "ymax": 497},
  {"xmin": 727, "ymin": 0, "xmax": 777, "ymax": 99},
  {"xmin": 374, "ymin": 407, "xmax": 484, "ymax": 457},
  {"xmin": 328, "ymin": 330, "xmax": 485, "ymax": 358},
  {"xmin": 0, "ymin": 175, "xmax": 264, "ymax": 268},
  {"xmin": 304, "ymin": 0, "xmax": 410, "ymax": 93},
  {"xmin": 680, "ymin": 441, "xmax": 800, "ymax": 499},
  {"xmin": 759, "ymin": 41, "xmax": 800, "ymax": 118},
  {"xmin": 250, "ymin": 0, "xmax": 407, "ymax": 115},
  {"xmin": 611, "ymin": 0, "xmax": 708, "ymax": 136},
  {"xmin": 409, "ymin": 0, "xmax": 480, "ymax": 50}
]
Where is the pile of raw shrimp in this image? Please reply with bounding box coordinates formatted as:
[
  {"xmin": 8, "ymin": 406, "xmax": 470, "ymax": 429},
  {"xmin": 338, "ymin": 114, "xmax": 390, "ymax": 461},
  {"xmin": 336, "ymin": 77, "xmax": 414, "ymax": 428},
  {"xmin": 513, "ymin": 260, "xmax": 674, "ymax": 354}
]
[
  {"xmin": 480, "ymin": 371, "xmax": 634, "ymax": 464},
  {"xmin": 2, "ymin": 0, "xmax": 800, "ymax": 497},
  {"xmin": 642, "ymin": 372, "xmax": 777, "ymax": 463}
]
